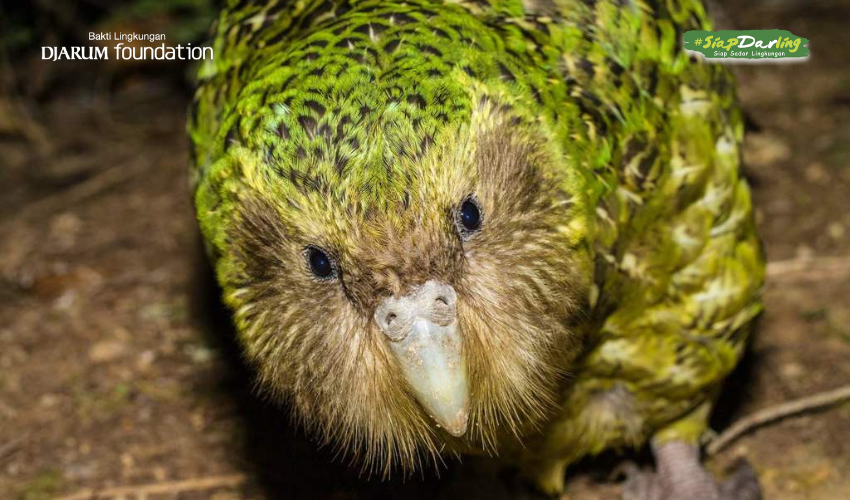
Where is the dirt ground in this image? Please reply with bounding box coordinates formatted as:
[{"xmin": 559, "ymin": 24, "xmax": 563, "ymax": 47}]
[{"xmin": 1, "ymin": 1, "xmax": 849, "ymax": 499}]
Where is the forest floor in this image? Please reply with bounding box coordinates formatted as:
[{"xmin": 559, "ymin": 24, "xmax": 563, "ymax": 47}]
[{"xmin": 1, "ymin": 1, "xmax": 849, "ymax": 499}]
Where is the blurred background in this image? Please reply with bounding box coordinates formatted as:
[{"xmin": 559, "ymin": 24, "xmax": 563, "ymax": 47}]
[{"xmin": 1, "ymin": 1, "xmax": 849, "ymax": 499}]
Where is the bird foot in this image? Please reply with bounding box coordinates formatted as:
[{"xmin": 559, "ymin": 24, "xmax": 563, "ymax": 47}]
[{"xmin": 620, "ymin": 442, "xmax": 761, "ymax": 500}]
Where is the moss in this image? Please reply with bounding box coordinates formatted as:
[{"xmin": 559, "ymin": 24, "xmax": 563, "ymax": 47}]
[{"xmin": 15, "ymin": 470, "xmax": 63, "ymax": 500}]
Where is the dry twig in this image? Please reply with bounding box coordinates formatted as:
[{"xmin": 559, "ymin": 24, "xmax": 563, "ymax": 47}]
[
  {"xmin": 707, "ymin": 384, "xmax": 850, "ymax": 456},
  {"xmin": 766, "ymin": 256, "xmax": 850, "ymax": 282},
  {"xmin": 0, "ymin": 433, "xmax": 27, "ymax": 462},
  {"xmin": 13, "ymin": 157, "xmax": 150, "ymax": 223},
  {"xmin": 52, "ymin": 473, "xmax": 248, "ymax": 500}
]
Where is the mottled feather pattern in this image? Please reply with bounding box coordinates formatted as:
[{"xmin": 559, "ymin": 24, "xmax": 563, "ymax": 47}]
[{"xmin": 189, "ymin": 0, "xmax": 764, "ymax": 491}]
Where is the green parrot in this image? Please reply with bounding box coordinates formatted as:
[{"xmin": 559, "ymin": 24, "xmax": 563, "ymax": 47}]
[{"xmin": 188, "ymin": 0, "xmax": 765, "ymax": 498}]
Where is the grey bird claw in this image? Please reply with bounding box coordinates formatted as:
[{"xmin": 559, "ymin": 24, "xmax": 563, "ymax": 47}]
[
  {"xmin": 619, "ymin": 443, "xmax": 762, "ymax": 500},
  {"xmin": 719, "ymin": 459, "xmax": 761, "ymax": 500}
]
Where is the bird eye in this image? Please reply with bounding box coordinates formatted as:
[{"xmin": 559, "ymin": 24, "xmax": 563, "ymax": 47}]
[
  {"xmin": 455, "ymin": 196, "xmax": 482, "ymax": 237},
  {"xmin": 306, "ymin": 247, "xmax": 336, "ymax": 279}
]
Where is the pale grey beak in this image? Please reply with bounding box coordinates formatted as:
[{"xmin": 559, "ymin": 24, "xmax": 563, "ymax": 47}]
[{"xmin": 374, "ymin": 280, "xmax": 469, "ymax": 437}]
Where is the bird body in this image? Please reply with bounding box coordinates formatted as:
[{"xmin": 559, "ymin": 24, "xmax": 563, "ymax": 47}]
[{"xmin": 189, "ymin": 0, "xmax": 764, "ymax": 496}]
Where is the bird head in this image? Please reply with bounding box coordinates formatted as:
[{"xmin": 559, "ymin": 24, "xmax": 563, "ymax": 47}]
[{"xmin": 194, "ymin": 43, "xmax": 593, "ymax": 475}]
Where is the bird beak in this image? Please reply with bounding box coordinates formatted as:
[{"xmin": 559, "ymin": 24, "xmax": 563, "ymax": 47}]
[{"xmin": 375, "ymin": 281, "xmax": 469, "ymax": 437}]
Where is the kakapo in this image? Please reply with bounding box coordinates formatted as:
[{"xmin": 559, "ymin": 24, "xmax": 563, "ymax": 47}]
[{"xmin": 188, "ymin": 1, "xmax": 764, "ymax": 498}]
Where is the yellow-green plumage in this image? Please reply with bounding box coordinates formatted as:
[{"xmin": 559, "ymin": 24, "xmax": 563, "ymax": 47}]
[{"xmin": 189, "ymin": 0, "xmax": 764, "ymax": 495}]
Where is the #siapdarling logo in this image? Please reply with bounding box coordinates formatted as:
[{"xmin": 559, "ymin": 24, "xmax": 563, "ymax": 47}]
[{"xmin": 684, "ymin": 29, "xmax": 809, "ymax": 61}]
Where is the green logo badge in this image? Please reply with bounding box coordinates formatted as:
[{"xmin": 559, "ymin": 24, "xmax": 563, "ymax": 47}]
[{"xmin": 684, "ymin": 29, "xmax": 809, "ymax": 60}]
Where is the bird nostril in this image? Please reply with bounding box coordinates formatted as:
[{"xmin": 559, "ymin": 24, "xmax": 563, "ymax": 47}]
[
  {"xmin": 385, "ymin": 312, "xmax": 397, "ymax": 327},
  {"xmin": 435, "ymin": 296, "xmax": 449, "ymax": 307}
]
